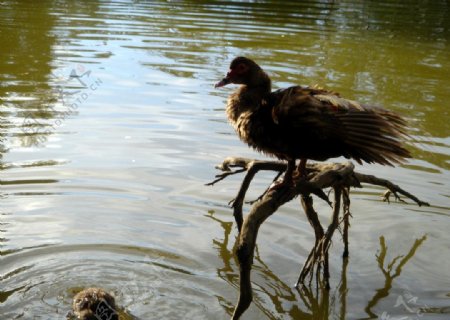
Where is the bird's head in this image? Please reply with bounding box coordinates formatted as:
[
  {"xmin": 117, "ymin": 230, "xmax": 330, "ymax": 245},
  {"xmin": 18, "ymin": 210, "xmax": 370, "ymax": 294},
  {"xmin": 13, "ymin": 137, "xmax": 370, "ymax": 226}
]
[{"xmin": 215, "ymin": 57, "xmax": 268, "ymax": 88}]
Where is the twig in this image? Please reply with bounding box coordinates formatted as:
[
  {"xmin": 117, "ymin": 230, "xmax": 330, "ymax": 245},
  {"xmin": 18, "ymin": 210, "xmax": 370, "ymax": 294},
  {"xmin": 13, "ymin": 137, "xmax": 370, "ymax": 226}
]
[
  {"xmin": 354, "ymin": 173, "xmax": 430, "ymax": 206},
  {"xmin": 205, "ymin": 168, "xmax": 247, "ymax": 186}
]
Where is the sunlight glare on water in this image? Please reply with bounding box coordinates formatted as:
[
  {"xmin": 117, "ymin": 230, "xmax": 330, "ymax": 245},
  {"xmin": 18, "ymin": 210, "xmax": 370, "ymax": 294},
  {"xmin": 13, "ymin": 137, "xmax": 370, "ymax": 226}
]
[{"xmin": 1, "ymin": 1, "xmax": 449, "ymax": 319}]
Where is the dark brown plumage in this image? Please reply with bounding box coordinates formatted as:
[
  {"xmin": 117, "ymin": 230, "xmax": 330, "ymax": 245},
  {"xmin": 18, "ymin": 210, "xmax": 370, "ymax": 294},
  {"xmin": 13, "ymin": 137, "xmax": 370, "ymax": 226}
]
[{"xmin": 215, "ymin": 57, "xmax": 411, "ymax": 185}]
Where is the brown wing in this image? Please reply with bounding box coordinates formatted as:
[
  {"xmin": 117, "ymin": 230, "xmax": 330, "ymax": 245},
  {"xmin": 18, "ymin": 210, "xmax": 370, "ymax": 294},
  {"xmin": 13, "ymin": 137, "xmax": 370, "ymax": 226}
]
[{"xmin": 270, "ymin": 86, "xmax": 411, "ymax": 165}]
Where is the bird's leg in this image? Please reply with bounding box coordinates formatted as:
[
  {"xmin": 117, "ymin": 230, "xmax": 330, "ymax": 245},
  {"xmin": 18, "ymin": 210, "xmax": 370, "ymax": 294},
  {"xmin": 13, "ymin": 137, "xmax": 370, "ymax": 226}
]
[
  {"xmin": 268, "ymin": 160, "xmax": 295, "ymax": 190},
  {"xmin": 282, "ymin": 159, "xmax": 296, "ymax": 185},
  {"xmin": 293, "ymin": 158, "xmax": 307, "ymax": 180}
]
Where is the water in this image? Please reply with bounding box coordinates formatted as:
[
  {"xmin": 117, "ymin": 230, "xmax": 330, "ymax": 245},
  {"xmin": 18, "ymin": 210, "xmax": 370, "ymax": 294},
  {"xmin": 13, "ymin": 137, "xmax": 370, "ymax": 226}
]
[{"xmin": 1, "ymin": 1, "xmax": 449, "ymax": 319}]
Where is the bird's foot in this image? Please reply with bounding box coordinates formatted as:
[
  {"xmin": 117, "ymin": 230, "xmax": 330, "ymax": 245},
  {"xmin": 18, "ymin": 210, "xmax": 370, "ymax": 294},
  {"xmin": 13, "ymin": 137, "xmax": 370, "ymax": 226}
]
[
  {"xmin": 268, "ymin": 181, "xmax": 291, "ymax": 192},
  {"xmin": 292, "ymin": 169, "xmax": 308, "ymax": 182},
  {"xmin": 268, "ymin": 170, "xmax": 308, "ymax": 192},
  {"xmin": 268, "ymin": 161, "xmax": 309, "ymax": 192},
  {"xmin": 268, "ymin": 175, "xmax": 294, "ymax": 192}
]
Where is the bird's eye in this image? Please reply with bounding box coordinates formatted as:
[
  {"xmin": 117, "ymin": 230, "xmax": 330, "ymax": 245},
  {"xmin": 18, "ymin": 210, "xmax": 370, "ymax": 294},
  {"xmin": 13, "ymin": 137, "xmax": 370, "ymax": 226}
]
[{"xmin": 236, "ymin": 63, "xmax": 248, "ymax": 74}]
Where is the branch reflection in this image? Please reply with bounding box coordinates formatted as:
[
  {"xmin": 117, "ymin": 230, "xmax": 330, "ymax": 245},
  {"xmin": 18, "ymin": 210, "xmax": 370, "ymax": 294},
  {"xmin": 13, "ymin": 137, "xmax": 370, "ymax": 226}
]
[
  {"xmin": 364, "ymin": 235, "xmax": 427, "ymax": 319},
  {"xmin": 207, "ymin": 211, "xmax": 426, "ymax": 319}
]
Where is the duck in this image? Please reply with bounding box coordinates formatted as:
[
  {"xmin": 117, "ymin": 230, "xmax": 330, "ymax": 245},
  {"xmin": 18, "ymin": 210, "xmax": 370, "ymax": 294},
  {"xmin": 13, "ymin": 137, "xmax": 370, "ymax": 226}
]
[
  {"xmin": 69, "ymin": 288, "xmax": 118, "ymax": 320},
  {"xmin": 215, "ymin": 57, "xmax": 411, "ymax": 186}
]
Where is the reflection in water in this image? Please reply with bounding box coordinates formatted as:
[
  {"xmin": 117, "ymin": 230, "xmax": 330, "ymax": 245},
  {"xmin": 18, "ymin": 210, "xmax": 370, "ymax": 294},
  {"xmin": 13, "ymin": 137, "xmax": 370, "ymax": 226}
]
[
  {"xmin": 0, "ymin": 0, "xmax": 449, "ymax": 318},
  {"xmin": 0, "ymin": 1, "xmax": 56, "ymax": 150},
  {"xmin": 0, "ymin": 1, "xmax": 104, "ymax": 154},
  {"xmin": 364, "ymin": 235, "xmax": 427, "ymax": 319},
  {"xmin": 208, "ymin": 211, "xmax": 427, "ymax": 319}
]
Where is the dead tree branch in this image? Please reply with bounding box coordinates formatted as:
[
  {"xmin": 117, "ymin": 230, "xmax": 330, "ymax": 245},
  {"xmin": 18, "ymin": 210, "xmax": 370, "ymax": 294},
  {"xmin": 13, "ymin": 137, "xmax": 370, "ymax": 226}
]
[{"xmin": 207, "ymin": 157, "xmax": 429, "ymax": 320}]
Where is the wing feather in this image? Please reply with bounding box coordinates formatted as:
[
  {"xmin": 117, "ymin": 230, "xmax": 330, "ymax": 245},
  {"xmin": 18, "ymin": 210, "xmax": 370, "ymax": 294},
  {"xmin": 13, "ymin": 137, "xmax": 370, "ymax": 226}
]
[{"xmin": 269, "ymin": 86, "xmax": 411, "ymax": 165}]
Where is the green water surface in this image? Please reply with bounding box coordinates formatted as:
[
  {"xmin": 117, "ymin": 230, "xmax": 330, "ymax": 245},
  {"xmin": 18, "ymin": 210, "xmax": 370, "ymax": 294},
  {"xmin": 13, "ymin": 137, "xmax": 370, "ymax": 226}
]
[{"xmin": 1, "ymin": 1, "xmax": 449, "ymax": 319}]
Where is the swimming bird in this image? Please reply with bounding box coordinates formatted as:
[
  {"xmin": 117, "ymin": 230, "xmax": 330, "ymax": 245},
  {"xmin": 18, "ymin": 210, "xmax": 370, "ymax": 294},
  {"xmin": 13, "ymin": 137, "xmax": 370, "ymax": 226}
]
[
  {"xmin": 215, "ymin": 57, "xmax": 411, "ymax": 186},
  {"xmin": 70, "ymin": 288, "xmax": 118, "ymax": 320}
]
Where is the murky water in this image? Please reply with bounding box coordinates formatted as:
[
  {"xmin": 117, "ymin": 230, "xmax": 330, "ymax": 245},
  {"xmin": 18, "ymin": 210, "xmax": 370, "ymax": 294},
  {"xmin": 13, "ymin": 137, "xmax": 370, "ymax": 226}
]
[{"xmin": 1, "ymin": 1, "xmax": 449, "ymax": 319}]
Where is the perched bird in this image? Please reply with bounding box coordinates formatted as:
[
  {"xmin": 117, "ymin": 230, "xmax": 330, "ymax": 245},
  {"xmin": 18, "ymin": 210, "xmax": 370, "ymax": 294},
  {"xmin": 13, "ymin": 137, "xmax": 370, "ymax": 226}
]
[{"xmin": 215, "ymin": 57, "xmax": 411, "ymax": 186}]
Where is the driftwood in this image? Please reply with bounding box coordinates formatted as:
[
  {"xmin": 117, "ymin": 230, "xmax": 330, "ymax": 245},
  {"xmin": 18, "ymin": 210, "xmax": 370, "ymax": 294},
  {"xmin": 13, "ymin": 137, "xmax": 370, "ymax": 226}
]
[{"xmin": 207, "ymin": 157, "xmax": 429, "ymax": 320}]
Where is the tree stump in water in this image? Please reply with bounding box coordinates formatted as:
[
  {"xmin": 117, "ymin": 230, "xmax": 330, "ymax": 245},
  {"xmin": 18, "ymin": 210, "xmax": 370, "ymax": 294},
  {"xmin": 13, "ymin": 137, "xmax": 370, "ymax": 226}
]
[{"xmin": 207, "ymin": 157, "xmax": 429, "ymax": 320}]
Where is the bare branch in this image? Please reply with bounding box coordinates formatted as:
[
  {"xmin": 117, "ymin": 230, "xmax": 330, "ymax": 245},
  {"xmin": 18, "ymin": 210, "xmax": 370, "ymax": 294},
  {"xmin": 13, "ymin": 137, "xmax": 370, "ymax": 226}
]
[
  {"xmin": 209, "ymin": 157, "xmax": 430, "ymax": 319},
  {"xmin": 354, "ymin": 172, "xmax": 430, "ymax": 206},
  {"xmin": 205, "ymin": 168, "xmax": 247, "ymax": 186}
]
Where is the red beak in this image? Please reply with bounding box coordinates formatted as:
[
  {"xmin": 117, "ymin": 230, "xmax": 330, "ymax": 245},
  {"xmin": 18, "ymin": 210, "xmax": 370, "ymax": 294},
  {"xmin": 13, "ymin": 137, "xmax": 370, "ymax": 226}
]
[
  {"xmin": 214, "ymin": 77, "xmax": 231, "ymax": 88},
  {"xmin": 214, "ymin": 70, "xmax": 233, "ymax": 88}
]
